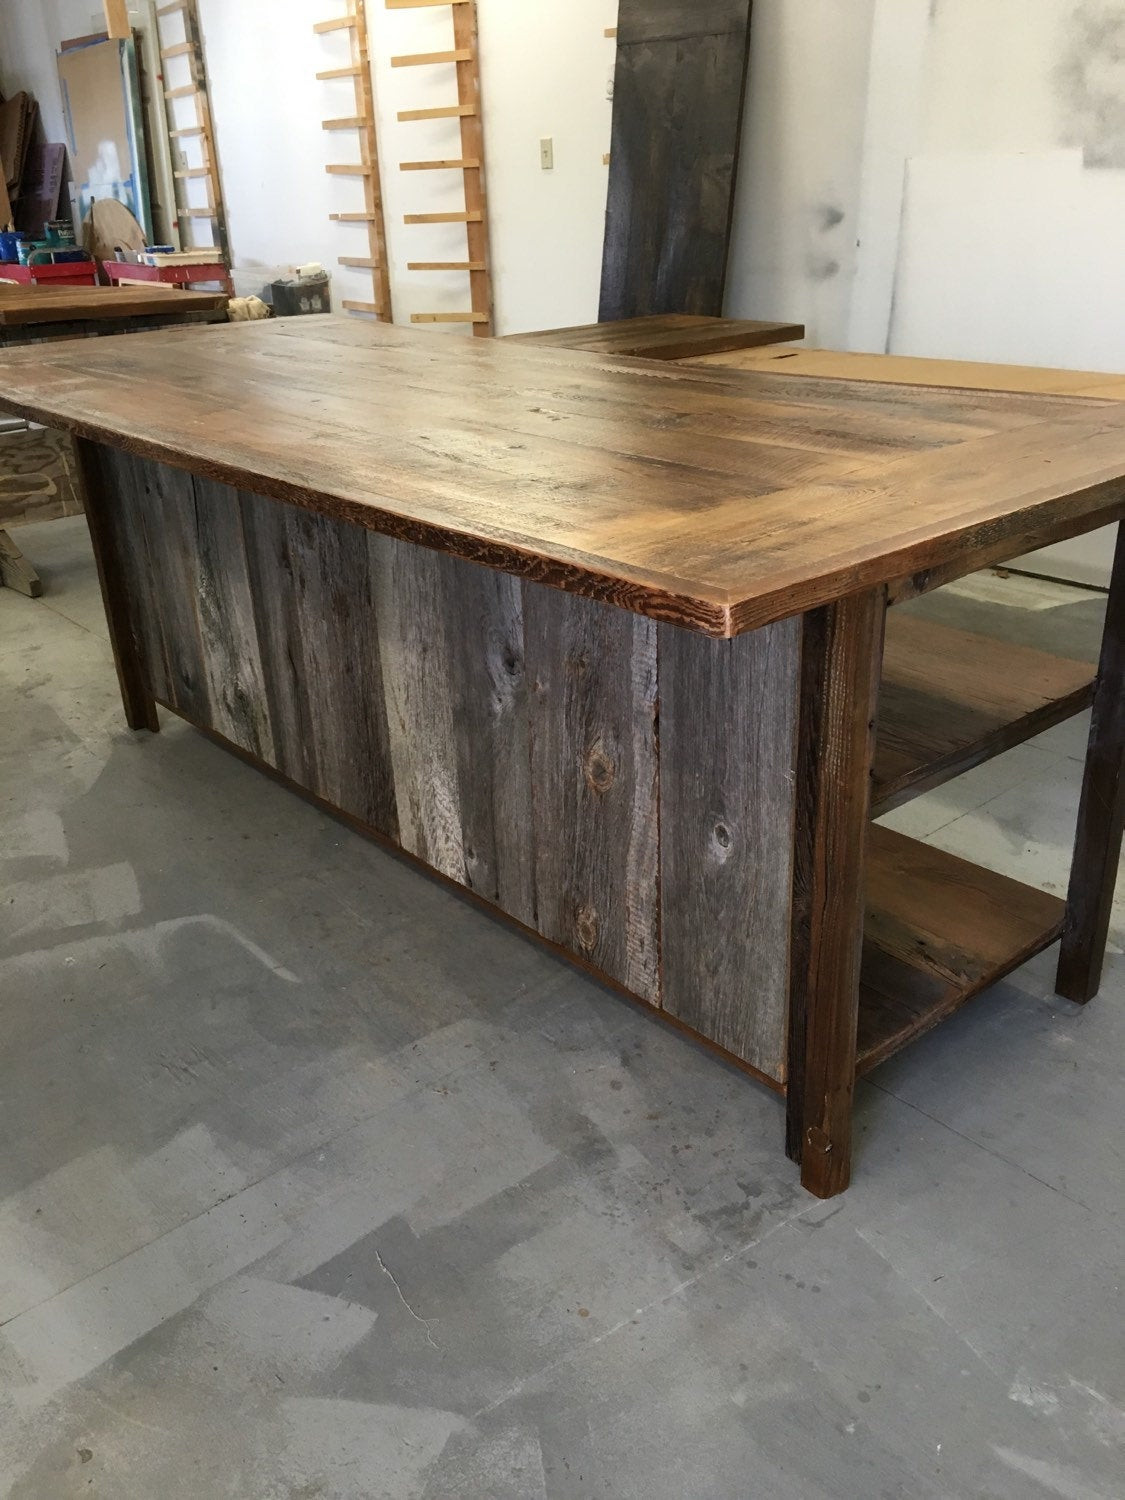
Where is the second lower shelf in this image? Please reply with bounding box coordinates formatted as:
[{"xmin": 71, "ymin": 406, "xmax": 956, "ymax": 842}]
[
  {"xmin": 858, "ymin": 825, "xmax": 1065, "ymax": 1074},
  {"xmin": 873, "ymin": 612, "xmax": 1095, "ymax": 813}
]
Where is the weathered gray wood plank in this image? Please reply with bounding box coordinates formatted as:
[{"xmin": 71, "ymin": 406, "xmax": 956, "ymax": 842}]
[
  {"xmin": 284, "ymin": 506, "xmax": 397, "ymax": 837},
  {"xmin": 190, "ymin": 475, "xmax": 275, "ymax": 763},
  {"xmin": 94, "ymin": 447, "xmax": 172, "ymax": 704},
  {"xmin": 370, "ymin": 537, "xmax": 535, "ymax": 920},
  {"xmin": 525, "ymin": 586, "xmax": 659, "ymax": 999},
  {"xmin": 440, "ymin": 551, "xmax": 535, "ymax": 924},
  {"xmin": 659, "ymin": 616, "xmax": 800, "ymax": 1078},
  {"xmin": 239, "ymin": 488, "xmax": 318, "ymax": 789}
]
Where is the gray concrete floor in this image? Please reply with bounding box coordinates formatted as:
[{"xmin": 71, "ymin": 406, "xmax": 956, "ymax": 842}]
[{"xmin": 1, "ymin": 516, "xmax": 1122, "ymax": 1499}]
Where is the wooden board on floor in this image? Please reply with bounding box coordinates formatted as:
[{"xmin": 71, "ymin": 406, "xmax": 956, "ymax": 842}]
[
  {"xmin": 599, "ymin": 0, "xmax": 754, "ymax": 320},
  {"xmin": 0, "ymin": 320, "xmax": 1124, "ymax": 638}
]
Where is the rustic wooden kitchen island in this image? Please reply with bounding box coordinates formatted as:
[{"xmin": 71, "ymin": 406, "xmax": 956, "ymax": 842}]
[{"xmin": 1, "ymin": 317, "xmax": 1122, "ymax": 1198}]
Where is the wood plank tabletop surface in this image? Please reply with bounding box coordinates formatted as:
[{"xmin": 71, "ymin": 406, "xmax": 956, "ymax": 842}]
[
  {"xmin": 0, "ymin": 317, "xmax": 1123, "ymax": 635},
  {"xmin": 504, "ymin": 314, "xmax": 803, "ymax": 361},
  {"xmin": 0, "ymin": 282, "xmax": 228, "ymax": 327}
]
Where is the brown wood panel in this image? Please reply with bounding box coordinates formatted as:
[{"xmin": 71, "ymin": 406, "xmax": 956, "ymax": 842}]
[
  {"xmin": 659, "ymin": 616, "xmax": 800, "ymax": 1078},
  {"xmin": 1056, "ymin": 520, "xmax": 1125, "ymax": 1002},
  {"xmin": 507, "ymin": 315, "xmax": 803, "ymax": 361},
  {"xmin": 873, "ymin": 613, "xmax": 1096, "ymax": 812},
  {"xmin": 525, "ymin": 586, "xmax": 659, "ymax": 1000},
  {"xmin": 1, "ymin": 322, "xmax": 1123, "ymax": 637},
  {"xmin": 787, "ymin": 589, "xmax": 885, "ymax": 1198},
  {"xmin": 600, "ymin": 1, "xmax": 753, "ymax": 319},
  {"xmin": 860, "ymin": 826, "xmax": 1065, "ymax": 1072}
]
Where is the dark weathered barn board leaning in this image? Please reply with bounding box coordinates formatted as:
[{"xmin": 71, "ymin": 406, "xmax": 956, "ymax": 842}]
[
  {"xmin": 658, "ymin": 617, "xmax": 799, "ymax": 1079},
  {"xmin": 524, "ymin": 586, "xmax": 660, "ymax": 1002},
  {"xmin": 600, "ymin": 0, "xmax": 755, "ymax": 320}
]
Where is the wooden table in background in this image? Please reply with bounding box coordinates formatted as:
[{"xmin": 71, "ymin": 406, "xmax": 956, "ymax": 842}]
[
  {"xmin": 0, "ymin": 316, "xmax": 1121, "ymax": 1199},
  {"xmin": 0, "ymin": 283, "xmax": 228, "ymax": 596}
]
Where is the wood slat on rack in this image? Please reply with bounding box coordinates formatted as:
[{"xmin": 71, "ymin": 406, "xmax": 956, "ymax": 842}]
[
  {"xmin": 391, "ymin": 0, "xmax": 494, "ymax": 335},
  {"xmin": 315, "ymin": 0, "xmax": 393, "ymax": 321},
  {"xmin": 154, "ymin": 0, "xmax": 232, "ymax": 286}
]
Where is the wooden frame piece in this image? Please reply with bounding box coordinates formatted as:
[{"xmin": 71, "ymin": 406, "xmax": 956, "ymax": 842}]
[
  {"xmin": 316, "ymin": 0, "xmax": 393, "ymax": 321},
  {"xmin": 787, "ymin": 589, "xmax": 886, "ymax": 1198},
  {"xmin": 155, "ymin": 0, "xmax": 232, "ymax": 282},
  {"xmin": 1056, "ymin": 519, "xmax": 1125, "ymax": 1002},
  {"xmin": 391, "ymin": 0, "xmax": 493, "ymax": 335}
]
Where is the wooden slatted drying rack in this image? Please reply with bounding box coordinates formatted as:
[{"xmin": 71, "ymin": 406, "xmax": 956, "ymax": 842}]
[
  {"xmin": 388, "ymin": 0, "xmax": 493, "ymax": 335},
  {"xmin": 316, "ymin": 0, "xmax": 393, "ymax": 320},
  {"xmin": 154, "ymin": 0, "xmax": 232, "ymax": 288}
]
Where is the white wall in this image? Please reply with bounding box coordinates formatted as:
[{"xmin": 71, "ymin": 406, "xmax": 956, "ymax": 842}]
[{"xmin": 726, "ymin": 0, "xmax": 877, "ymax": 348}]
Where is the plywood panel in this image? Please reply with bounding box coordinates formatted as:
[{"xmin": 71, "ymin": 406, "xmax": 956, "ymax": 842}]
[
  {"xmin": 659, "ymin": 616, "xmax": 800, "ymax": 1078},
  {"xmin": 525, "ymin": 586, "xmax": 659, "ymax": 1000}
]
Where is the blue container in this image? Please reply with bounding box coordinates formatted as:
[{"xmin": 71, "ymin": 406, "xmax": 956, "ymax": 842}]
[{"xmin": 0, "ymin": 230, "xmax": 27, "ymax": 263}]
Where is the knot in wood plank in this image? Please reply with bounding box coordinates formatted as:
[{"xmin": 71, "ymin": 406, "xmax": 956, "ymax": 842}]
[
  {"xmin": 583, "ymin": 740, "xmax": 617, "ymax": 794},
  {"xmin": 574, "ymin": 903, "xmax": 600, "ymax": 952}
]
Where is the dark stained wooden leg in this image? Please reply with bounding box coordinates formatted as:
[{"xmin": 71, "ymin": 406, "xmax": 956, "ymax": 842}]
[
  {"xmin": 1056, "ymin": 521, "xmax": 1125, "ymax": 1003},
  {"xmin": 73, "ymin": 437, "xmax": 160, "ymax": 733},
  {"xmin": 787, "ymin": 588, "xmax": 886, "ymax": 1198}
]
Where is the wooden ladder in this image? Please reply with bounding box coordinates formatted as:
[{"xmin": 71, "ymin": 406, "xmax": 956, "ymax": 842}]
[
  {"xmin": 388, "ymin": 0, "xmax": 493, "ymax": 336},
  {"xmin": 316, "ymin": 0, "xmax": 393, "ymax": 320},
  {"xmin": 154, "ymin": 0, "xmax": 232, "ymax": 289}
]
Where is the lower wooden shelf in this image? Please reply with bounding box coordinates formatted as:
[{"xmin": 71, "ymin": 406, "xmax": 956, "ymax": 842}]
[
  {"xmin": 857, "ymin": 825, "xmax": 1065, "ymax": 1074},
  {"xmin": 873, "ymin": 613, "xmax": 1094, "ymax": 813}
]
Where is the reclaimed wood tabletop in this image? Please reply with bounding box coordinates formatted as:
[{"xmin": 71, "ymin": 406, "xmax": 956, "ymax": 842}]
[
  {"xmin": 0, "ymin": 317, "xmax": 1123, "ymax": 635},
  {"xmin": 0, "ymin": 282, "xmax": 228, "ymax": 327}
]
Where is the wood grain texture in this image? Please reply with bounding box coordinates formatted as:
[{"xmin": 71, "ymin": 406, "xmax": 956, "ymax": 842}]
[
  {"xmin": 241, "ymin": 490, "xmax": 398, "ymax": 837},
  {"xmin": 860, "ymin": 826, "xmax": 1064, "ymax": 1072},
  {"xmin": 788, "ymin": 589, "xmax": 885, "ymax": 1198},
  {"xmin": 689, "ymin": 343, "xmax": 1125, "ymax": 402},
  {"xmin": 1056, "ymin": 520, "xmax": 1125, "ymax": 1002},
  {"xmin": 72, "ymin": 441, "xmax": 160, "ymax": 731},
  {"xmin": 525, "ymin": 586, "xmax": 659, "ymax": 1000},
  {"xmin": 191, "ymin": 475, "xmax": 275, "ymax": 762},
  {"xmin": 0, "ymin": 321, "xmax": 1123, "ymax": 636},
  {"xmin": 600, "ymin": 0, "xmax": 753, "ymax": 319},
  {"xmin": 507, "ymin": 314, "xmax": 803, "ymax": 361},
  {"xmin": 0, "ymin": 283, "xmax": 226, "ymax": 327},
  {"xmin": 873, "ymin": 613, "xmax": 1095, "ymax": 812},
  {"xmin": 659, "ymin": 616, "xmax": 800, "ymax": 1078}
]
